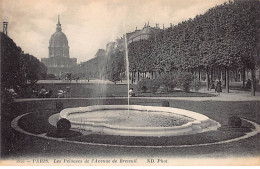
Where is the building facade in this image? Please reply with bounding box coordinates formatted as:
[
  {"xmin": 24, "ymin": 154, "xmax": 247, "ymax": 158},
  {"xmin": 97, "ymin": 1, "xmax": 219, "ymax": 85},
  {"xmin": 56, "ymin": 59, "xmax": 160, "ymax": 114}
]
[
  {"xmin": 41, "ymin": 16, "xmax": 77, "ymax": 76},
  {"xmin": 126, "ymin": 23, "xmax": 162, "ymax": 44}
]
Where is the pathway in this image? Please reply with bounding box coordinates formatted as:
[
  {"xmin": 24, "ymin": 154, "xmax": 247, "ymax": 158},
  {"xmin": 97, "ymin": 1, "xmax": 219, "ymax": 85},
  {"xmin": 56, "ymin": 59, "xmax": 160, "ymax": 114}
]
[{"xmin": 15, "ymin": 89, "xmax": 260, "ymax": 102}]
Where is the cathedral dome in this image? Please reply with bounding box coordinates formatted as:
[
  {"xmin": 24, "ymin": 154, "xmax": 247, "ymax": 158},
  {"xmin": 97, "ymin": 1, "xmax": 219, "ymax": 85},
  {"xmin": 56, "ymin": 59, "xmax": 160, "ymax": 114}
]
[
  {"xmin": 49, "ymin": 31, "xmax": 68, "ymax": 47},
  {"xmin": 49, "ymin": 16, "xmax": 70, "ymax": 58}
]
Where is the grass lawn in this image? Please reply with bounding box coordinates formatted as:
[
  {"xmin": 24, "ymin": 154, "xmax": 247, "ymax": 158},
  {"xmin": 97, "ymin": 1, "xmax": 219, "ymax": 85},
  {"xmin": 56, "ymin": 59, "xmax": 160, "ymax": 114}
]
[
  {"xmin": 18, "ymin": 110, "xmax": 58, "ymax": 134},
  {"xmin": 1, "ymin": 95, "xmax": 260, "ymax": 158},
  {"xmin": 65, "ymin": 130, "xmax": 244, "ymax": 146},
  {"xmin": 7, "ymin": 99, "xmax": 259, "ymax": 146}
]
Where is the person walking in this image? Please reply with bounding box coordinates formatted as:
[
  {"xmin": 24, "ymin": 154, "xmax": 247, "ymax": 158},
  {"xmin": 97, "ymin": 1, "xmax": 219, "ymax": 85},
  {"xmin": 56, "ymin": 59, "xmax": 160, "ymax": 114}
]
[{"xmin": 215, "ymin": 79, "xmax": 222, "ymax": 96}]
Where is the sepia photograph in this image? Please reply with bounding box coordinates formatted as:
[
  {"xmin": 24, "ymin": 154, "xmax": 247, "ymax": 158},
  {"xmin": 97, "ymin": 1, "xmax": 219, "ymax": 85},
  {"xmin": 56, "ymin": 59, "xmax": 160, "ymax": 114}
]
[{"xmin": 0, "ymin": 0, "xmax": 260, "ymax": 166}]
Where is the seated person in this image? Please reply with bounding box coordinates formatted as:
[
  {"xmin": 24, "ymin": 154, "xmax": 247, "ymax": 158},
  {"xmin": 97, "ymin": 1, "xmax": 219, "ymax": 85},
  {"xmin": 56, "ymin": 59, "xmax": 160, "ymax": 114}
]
[
  {"xmin": 9, "ymin": 88, "xmax": 18, "ymax": 98},
  {"xmin": 65, "ymin": 87, "xmax": 71, "ymax": 98},
  {"xmin": 57, "ymin": 87, "xmax": 65, "ymax": 98},
  {"xmin": 39, "ymin": 86, "xmax": 47, "ymax": 98},
  {"xmin": 45, "ymin": 89, "xmax": 53, "ymax": 98},
  {"xmin": 129, "ymin": 88, "xmax": 135, "ymax": 97}
]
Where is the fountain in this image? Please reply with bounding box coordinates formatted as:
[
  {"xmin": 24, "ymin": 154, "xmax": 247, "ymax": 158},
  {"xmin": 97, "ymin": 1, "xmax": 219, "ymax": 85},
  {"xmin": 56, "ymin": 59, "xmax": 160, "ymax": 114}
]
[
  {"xmin": 55, "ymin": 31, "xmax": 220, "ymax": 137},
  {"xmin": 59, "ymin": 105, "xmax": 220, "ymax": 136},
  {"xmin": 124, "ymin": 33, "xmax": 130, "ymax": 108}
]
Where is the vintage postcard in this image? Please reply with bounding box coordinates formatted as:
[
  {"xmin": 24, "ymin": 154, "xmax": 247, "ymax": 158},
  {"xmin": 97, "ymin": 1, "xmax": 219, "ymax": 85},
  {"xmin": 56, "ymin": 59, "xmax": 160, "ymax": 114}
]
[{"xmin": 1, "ymin": 0, "xmax": 260, "ymax": 166}]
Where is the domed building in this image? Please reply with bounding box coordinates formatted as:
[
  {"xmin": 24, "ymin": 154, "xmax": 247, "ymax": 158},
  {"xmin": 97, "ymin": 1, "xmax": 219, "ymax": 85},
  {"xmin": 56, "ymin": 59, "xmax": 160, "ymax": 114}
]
[{"xmin": 41, "ymin": 16, "xmax": 77, "ymax": 76}]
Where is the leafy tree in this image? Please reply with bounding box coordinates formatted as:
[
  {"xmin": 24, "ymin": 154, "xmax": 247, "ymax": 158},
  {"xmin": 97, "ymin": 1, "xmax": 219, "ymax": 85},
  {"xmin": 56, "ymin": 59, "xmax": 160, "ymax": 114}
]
[
  {"xmin": 1, "ymin": 33, "xmax": 47, "ymax": 89},
  {"xmin": 106, "ymin": 49, "xmax": 125, "ymax": 84}
]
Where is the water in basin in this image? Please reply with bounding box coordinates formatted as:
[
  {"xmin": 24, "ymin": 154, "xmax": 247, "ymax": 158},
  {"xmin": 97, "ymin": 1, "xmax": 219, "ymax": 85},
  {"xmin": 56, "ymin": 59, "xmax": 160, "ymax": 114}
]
[{"xmin": 67, "ymin": 109, "xmax": 195, "ymax": 127}]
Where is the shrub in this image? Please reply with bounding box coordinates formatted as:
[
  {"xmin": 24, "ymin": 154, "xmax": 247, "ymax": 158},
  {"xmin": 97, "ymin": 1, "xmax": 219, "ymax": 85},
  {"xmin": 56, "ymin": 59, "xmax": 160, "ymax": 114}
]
[
  {"xmin": 138, "ymin": 71, "xmax": 195, "ymax": 93},
  {"xmin": 46, "ymin": 74, "xmax": 56, "ymax": 80},
  {"xmin": 159, "ymin": 73, "xmax": 176, "ymax": 92},
  {"xmin": 148, "ymin": 78, "xmax": 161, "ymax": 93},
  {"xmin": 137, "ymin": 78, "xmax": 162, "ymax": 93},
  {"xmin": 228, "ymin": 116, "xmax": 242, "ymax": 127},
  {"xmin": 137, "ymin": 79, "xmax": 150, "ymax": 92},
  {"xmin": 175, "ymin": 71, "xmax": 194, "ymax": 92},
  {"xmin": 162, "ymin": 101, "xmax": 170, "ymax": 107},
  {"xmin": 191, "ymin": 79, "xmax": 202, "ymax": 92},
  {"xmin": 56, "ymin": 101, "xmax": 63, "ymax": 109},
  {"xmin": 157, "ymin": 85, "xmax": 167, "ymax": 93},
  {"xmin": 57, "ymin": 118, "xmax": 71, "ymax": 132}
]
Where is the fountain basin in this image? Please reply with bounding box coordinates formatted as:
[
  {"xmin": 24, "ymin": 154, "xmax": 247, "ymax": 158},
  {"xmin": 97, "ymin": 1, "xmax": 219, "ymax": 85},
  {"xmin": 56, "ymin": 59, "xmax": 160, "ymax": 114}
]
[{"xmin": 59, "ymin": 105, "xmax": 220, "ymax": 136}]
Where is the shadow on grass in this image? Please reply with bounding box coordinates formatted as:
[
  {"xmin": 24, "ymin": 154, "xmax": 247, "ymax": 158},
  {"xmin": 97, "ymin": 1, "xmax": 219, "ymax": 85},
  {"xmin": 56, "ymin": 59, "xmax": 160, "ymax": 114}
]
[
  {"xmin": 65, "ymin": 130, "xmax": 245, "ymax": 146},
  {"xmin": 18, "ymin": 110, "xmax": 57, "ymax": 134},
  {"xmin": 46, "ymin": 130, "xmax": 82, "ymax": 138}
]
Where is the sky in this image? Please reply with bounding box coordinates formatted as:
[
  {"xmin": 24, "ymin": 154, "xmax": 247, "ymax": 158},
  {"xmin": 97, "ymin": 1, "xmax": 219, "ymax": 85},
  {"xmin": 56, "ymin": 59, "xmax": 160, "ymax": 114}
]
[{"xmin": 1, "ymin": 0, "xmax": 228, "ymax": 63}]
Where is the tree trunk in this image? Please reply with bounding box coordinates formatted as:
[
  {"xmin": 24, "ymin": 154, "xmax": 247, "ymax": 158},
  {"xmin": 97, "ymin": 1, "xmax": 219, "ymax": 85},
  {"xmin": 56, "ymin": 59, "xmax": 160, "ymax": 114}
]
[
  {"xmin": 134, "ymin": 71, "xmax": 136, "ymax": 83},
  {"xmin": 131, "ymin": 72, "xmax": 134, "ymax": 84},
  {"xmin": 220, "ymin": 69, "xmax": 223, "ymax": 81},
  {"xmin": 242, "ymin": 67, "xmax": 245, "ymax": 88},
  {"xmin": 251, "ymin": 68, "xmax": 256, "ymax": 96},
  {"xmin": 224, "ymin": 70, "xmax": 226, "ymax": 87},
  {"xmin": 137, "ymin": 72, "xmax": 140, "ymax": 81},
  {"xmin": 206, "ymin": 68, "xmax": 209, "ymax": 91},
  {"xmin": 198, "ymin": 68, "xmax": 201, "ymax": 81},
  {"xmin": 226, "ymin": 67, "xmax": 229, "ymax": 93},
  {"xmin": 210, "ymin": 68, "xmax": 213, "ymax": 82}
]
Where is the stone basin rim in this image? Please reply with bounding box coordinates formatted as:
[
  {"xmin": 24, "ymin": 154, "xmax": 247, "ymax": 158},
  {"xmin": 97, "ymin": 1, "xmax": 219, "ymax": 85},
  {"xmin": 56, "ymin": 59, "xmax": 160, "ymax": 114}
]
[{"xmin": 59, "ymin": 105, "xmax": 220, "ymax": 136}]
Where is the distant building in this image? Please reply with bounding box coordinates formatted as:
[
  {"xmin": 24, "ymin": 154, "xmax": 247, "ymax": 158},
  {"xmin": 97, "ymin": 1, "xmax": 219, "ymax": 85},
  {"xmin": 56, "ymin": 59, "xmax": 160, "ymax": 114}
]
[
  {"xmin": 41, "ymin": 16, "xmax": 77, "ymax": 76},
  {"xmin": 106, "ymin": 23, "xmax": 162, "ymax": 52},
  {"xmin": 106, "ymin": 42, "xmax": 116, "ymax": 53},
  {"xmin": 126, "ymin": 23, "xmax": 162, "ymax": 44},
  {"xmin": 115, "ymin": 37, "xmax": 125, "ymax": 51}
]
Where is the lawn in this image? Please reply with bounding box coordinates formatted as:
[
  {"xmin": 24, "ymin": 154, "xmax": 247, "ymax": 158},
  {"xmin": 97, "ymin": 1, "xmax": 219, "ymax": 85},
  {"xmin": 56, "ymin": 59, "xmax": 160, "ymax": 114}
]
[
  {"xmin": 1, "ymin": 84, "xmax": 260, "ymax": 158},
  {"xmin": 1, "ymin": 98, "xmax": 258, "ymax": 159},
  {"xmin": 15, "ymin": 100, "xmax": 257, "ymax": 147}
]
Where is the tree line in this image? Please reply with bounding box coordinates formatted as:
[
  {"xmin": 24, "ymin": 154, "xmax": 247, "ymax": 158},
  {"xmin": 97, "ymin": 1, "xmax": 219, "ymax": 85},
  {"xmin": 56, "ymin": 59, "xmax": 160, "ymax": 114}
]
[
  {"xmin": 125, "ymin": 0, "xmax": 260, "ymax": 95},
  {"xmin": 1, "ymin": 32, "xmax": 47, "ymax": 91},
  {"xmin": 74, "ymin": 0, "xmax": 259, "ymax": 95}
]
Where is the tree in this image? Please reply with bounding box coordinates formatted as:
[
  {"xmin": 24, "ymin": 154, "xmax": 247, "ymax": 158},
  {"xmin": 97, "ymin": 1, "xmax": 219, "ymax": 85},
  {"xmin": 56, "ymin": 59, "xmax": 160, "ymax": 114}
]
[
  {"xmin": 1, "ymin": 32, "xmax": 47, "ymax": 89},
  {"xmin": 106, "ymin": 49, "xmax": 125, "ymax": 84}
]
